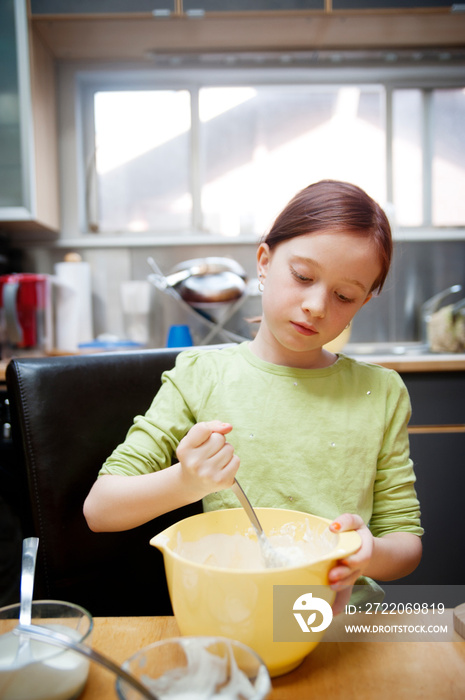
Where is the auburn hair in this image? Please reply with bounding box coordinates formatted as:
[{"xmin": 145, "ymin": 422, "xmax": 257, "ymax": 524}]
[{"xmin": 263, "ymin": 180, "xmax": 392, "ymax": 294}]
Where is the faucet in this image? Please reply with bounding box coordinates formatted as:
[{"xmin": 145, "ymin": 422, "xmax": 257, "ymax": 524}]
[{"xmin": 421, "ymin": 284, "xmax": 463, "ymax": 344}]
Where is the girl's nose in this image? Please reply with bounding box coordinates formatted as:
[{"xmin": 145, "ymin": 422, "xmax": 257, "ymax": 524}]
[{"xmin": 302, "ymin": 285, "xmax": 327, "ymax": 318}]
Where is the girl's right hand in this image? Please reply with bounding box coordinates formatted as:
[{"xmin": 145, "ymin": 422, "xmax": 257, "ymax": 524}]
[{"xmin": 176, "ymin": 420, "xmax": 240, "ymax": 498}]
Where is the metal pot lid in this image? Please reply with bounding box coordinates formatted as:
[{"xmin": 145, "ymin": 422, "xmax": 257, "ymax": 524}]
[
  {"xmin": 168, "ymin": 257, "xmax": 247, "ymax": 283},
  {"xmin": 179, "ymin": 271, "xmax": 246, "ymax": 304}
]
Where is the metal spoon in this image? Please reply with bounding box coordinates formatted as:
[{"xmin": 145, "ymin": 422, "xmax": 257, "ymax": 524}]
[
  {"xmin": 14, "ymin": 537, "xmax": 39, "ymax": 665},
  {"xmin": 231, "ymin": 479, "xmax": 264, "ymax": 535},
  {"xmin": 14, "ymin": 623, "xmax": 158, "ymax": 700},
  {"xmin": 231, "ymin": 479, "xmax": 294, "ymax": 568}
]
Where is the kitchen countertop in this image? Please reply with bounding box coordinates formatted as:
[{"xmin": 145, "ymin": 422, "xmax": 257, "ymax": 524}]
[
  {"xmin": 2, "ymin": 613, "xmax": 463, "ymax": 698},
  {"xmin": 344, "ymin": 351, "xmax": 465, "ymax": 372},
  {"xmin": 75, "ymin": 613, "xmax": 465, "ymax": 699},
  {"xmin": 1, "ymin": 349, "xmax": 465, "ymax": 384}
]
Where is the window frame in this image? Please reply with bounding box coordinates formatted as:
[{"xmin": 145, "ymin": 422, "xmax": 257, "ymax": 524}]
[{"xmin": 59, "ymin": 60, "xmax": 465, "ymax": 245}]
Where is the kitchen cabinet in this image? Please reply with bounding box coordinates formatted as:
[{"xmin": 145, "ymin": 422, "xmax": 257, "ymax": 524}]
[
  {"xmin": 0, "ymin": 1, "xmax": 25, "ymax": 215},
  {"xmin": 30, "ymin": 0, "xmax": 176, "ymax": 13},
  {"xmin": 182, "ymin": 1, "xmax": 324, "ymax": 11},
  {"xmin": 30, "ymin": 0, "xmax": 454, "ymax": 12},
  {"xmin": 389, "ymin": 370, "xmax": 465, "ymax": 587},
  {"xmin": 0, "ymin": 0, "xmax": 59, "ymax": 237},
  {"xmin": 333, "ymin": 0, "xmax": 452, "ymax": 7},
  {"xmin": 30, "ymin": 3, "xmax": 464, "ymax": 61},
  {"xmin": 29, "ymin": 0, "xmax": 326, "ymax": 14},
  {"xmin": 184, "ymin": 0, "xmax": 452, "ymax": 10}
]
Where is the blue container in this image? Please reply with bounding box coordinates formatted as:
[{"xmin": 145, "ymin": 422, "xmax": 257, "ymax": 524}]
[{"xmin": 166, "ymin": 324, "xmax": 193, "ymax": 348}]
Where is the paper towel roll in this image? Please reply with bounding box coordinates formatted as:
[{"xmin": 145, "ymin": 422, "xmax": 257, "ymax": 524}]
[{"xmin": 54, "ymin": 261, "xmax": 93, "ymax": 352}]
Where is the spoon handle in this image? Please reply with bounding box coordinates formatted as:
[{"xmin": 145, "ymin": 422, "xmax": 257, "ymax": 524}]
[
  {"xmin": 231, "ymin": 479, "xmax": 264, "ymax": 535},
  {"xmin": 19, "ymin": 538, "xmax": 39, "ymax": 626},
  {"xmin": 15, "ymin": 623, "xmax": 159, "ymax": 700}
]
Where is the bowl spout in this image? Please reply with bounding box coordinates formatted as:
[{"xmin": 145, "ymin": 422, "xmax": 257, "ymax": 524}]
[{"xmin": 149, "ymin": 532, "xmax": 169, "ymax": 553}]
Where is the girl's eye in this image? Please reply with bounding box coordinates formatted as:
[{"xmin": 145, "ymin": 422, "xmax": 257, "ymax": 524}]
[
  {"xmin": 290, "ymin": 266, "xmax": 356, "ymax": 302},
  {"xmin": 336, "ymin": 292, "xmax": 355, "ymax": 303},
  {"xmin": 291, "ymin": 268, "xmax": 311, "ymax": 282}
]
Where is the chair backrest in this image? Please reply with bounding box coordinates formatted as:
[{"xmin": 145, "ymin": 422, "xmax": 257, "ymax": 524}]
[{"xmin": 6, "ymin": 348, "xmax": 203, "ymax": 616}]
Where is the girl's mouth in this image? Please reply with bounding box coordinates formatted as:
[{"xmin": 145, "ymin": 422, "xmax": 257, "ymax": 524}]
[{"xmin": 291, "ymin": 321, "xmax": 317, "ymax": 336}]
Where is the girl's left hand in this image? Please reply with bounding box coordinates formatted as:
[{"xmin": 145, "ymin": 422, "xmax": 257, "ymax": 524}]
[{"xmin": 328, "ymin": 513, "xmax": 374, "ymax": 615}]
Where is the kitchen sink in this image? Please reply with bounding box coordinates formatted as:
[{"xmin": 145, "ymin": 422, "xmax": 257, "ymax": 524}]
[{"xmin": 343, "ymin": 341, "xmax": 431, "ymax": 356}]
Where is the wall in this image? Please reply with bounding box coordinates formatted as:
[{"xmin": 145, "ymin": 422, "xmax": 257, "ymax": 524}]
[
  {"xmin": 23, "ymin": 240, "xmax": 263, "ymax": 348},
  {"xmin": 22, "ymin": 236, "xmax": 465, "ymax": 349}
]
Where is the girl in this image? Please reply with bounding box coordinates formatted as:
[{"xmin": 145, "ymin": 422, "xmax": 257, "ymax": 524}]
[{"xmin": 84, "ymin": 180, "xmax": 423, "ymax": 612}]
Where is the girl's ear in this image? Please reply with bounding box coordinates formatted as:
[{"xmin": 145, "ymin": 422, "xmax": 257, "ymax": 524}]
[{"xmin": 256, "ymin": 243, "xmax": 271, "ymax": 279}]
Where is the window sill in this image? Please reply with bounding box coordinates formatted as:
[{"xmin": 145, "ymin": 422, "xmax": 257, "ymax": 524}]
[
  {"xmin": 28, "ymin": 231, "xmax": 263, "ymax": 248},
  {"xmin": 393, "ymin": 227, "xmax": 465, "ymax": 241},
  {"xmin": 19, "ymin": 227, "xmax": 465, "ymax": 248}
]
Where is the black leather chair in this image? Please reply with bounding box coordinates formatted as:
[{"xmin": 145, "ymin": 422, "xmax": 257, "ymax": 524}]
[{"xmin": 5, "ymin": 348, "xmax": 204, "ymax": 617}]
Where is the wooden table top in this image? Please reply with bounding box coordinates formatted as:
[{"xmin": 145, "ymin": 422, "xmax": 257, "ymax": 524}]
[{"xmin": 81, "ymin": 613, "xmax": 465, "ymax": 700}]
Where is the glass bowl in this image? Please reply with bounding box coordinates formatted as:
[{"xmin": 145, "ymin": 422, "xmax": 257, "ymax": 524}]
[
  {"xmin": 116, "ymin": 636, "xmax": 271, "ymax": 700},
  {"xmin": 0, "ymin": 599, "xmax": 93, "ymax": 700}
]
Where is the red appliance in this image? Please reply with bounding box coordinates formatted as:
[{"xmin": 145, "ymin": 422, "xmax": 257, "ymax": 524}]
[{"xmin": 0, "ymin": 273, "xmax": 52, "ymax": 358}]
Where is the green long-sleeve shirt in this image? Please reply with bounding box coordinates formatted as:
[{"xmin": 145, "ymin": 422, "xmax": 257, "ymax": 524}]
[{"xmin": 100, "ymin": 342, "xmax": 423, "ymax": 541}]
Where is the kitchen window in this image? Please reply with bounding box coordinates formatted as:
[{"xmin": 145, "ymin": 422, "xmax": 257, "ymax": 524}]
[
  {"xmin": 75, "ymin": 62, "xmax": 465, "ymax": 240},
  {"xmin": 392, "ymin": 87, "xmax": 465, "ymax": 228},
  {"xmin": 91, "ymin": 89, "xmax": 192, "ymax": 233}
]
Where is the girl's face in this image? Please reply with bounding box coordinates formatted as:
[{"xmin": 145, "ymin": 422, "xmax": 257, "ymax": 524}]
[{"xmin": 253, "ymin": 230, "xmax": 382, "ymax": 368}]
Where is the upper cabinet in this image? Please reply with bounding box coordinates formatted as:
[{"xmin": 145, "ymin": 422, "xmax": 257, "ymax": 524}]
[
  {"xmin": 29, "ymin": 0, "xmax": 453, "ymax": 12},
  {"xmin": 0, "ymin": 0, "xmax": 59, "ymax": 237},
  {"xmin": 0, "ymin": 1, "xmax": 23, "ymax": 216},
  {"xmin": 29, "ymin": 1, "xmax": 463, "ymax": 62},
  {"xmin": 30, "ymin": 0, "xmax": 176, "ymax": 13},
  {"xmin": 184, "ymin": 1, "xmax": 452, "ymax": 10},
  {"xmin": 331, "ymin": 1, "xmax": 452, "ymax": 7},
  {"xmin": 182, "ymin": 1, "xmax": 325, "ymax": 10}
]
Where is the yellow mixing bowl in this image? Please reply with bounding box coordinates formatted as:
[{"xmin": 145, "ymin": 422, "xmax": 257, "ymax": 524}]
[{"xmin": 150, "ymin": 508, "xmax": 361, "ymax": 677}]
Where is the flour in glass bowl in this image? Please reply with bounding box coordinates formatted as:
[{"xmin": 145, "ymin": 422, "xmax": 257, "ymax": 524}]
[
  {"xmin": 139, "ymin": 638, "xmax": 271, "ymax": 700},
  {"xmin": 174, "ymin": 519, "xmax": 337, "ymax": 570}
]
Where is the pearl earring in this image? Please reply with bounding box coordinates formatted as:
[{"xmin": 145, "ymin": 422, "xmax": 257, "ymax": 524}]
[{"xmin": 258, "ymin": 274, "xmax": 264, "ymax": 293}]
